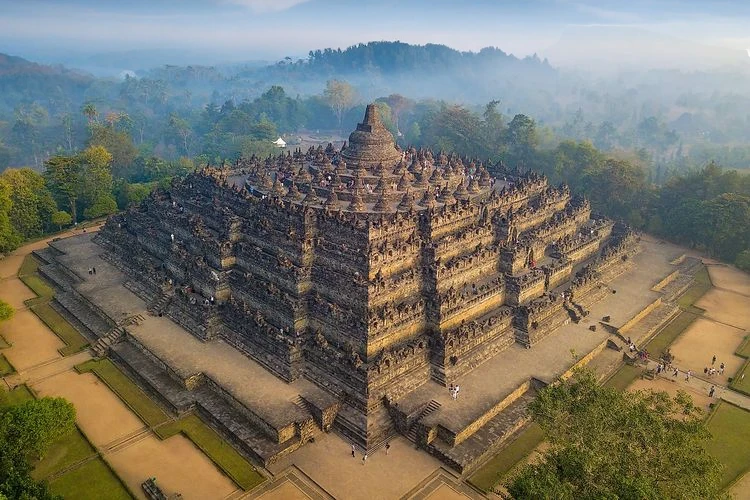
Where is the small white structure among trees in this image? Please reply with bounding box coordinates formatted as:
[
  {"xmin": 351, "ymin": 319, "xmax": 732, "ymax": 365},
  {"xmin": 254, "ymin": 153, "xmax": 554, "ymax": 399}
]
[{"xmin": 273, "ymin": 137, "xmax": 287, "ymax": 148}]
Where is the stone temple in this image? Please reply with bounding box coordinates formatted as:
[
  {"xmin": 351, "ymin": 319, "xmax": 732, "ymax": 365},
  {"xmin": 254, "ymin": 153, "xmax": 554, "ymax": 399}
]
[{"xmin": 41, "ymin": 105, "xmax": 640, "ymax": 473}]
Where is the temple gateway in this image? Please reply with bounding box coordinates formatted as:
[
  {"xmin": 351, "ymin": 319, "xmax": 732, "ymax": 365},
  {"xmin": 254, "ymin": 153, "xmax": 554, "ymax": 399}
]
[{"xmin": 77, "ymin": 105, "xmax": 637, "ymax": 472}]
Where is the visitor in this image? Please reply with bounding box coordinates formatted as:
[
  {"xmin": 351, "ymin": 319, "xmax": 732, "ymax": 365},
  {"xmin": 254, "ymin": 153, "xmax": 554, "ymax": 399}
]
[
  {"xmin": 88, "ymin": 268, "xmax": 92, "ymax": 275},
  {"xmin": 685, "ymin": 370, "xmax": 692, "ymax": 382},
  {"xmin": 454, "ymin": 385, "xmax": 460, "ymax": 400},
  {"xmin": 351, "ymin": 444, "xmax": 355, "ymax": 458},
  {"xmin": 449, "ymin": 384, "xmax": 454, "ymax": 397},
  {"xmin": 704, "ymin": 367, "xmax": 708, "ymax": 374},
  {"xmin": 362, "ymin": 453, "xmax": 368, "ymax": 465},
  {"xmin": 672, "ymin": 368, "xmax": 679, "ymax": 378},
  {"xmin": 709, "ymin": 385, "xmax": 716, "ymax": 398},
  {"xmin": 385, "ymin": 442, "xmax": 391, "ymax": 455},
  {"xmin": 712, "ymin": 355, "xmax": 717, "ymax": 366},
  {"xmin": 92, "ymin": 267, "xmax": 96, "ymax": 275},
  {"xmin": 719, "ymin": 362, "xmax": 725, "ymax": 375}
]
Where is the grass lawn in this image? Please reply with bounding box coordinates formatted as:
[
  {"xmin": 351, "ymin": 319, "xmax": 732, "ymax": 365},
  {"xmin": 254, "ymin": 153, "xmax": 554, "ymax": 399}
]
[
  {"xmin": 155, "ymin": 413, "xmax": 265, "ymax": 490},
  {"xmin": 31, "ymin": 302, "xmax": 89, "ymax": 355},
  {"xmin": 705, "ymin": 402, "xmax": 750, "ymax": 490},
  {"xmin": 0, "ymin": 384, "xmax": 34, "ymax": 406},
  {"xmin": 49, "ymin": 457, "xmax": 133, "ymax": 500},
  {"xmin": 0, "ymin": 352, "xmax": 15, "ymax": 375},
  {"xmin": 604, "ymin": 364, "xmax": 644, "ymax": 391},
  {"xmin": 644, "ymin": 310, "xmax": 701, "ymax": 359},
  {"xmin": 32, "ymin": 427, "xmax": 97, "ymax": 480},
  {"xmin": 20, "ymin": 274, "xmax": 55, "ymax": 300},
  {"xmin": 76, "ymin": 359, "xmax": 169, "ymax": 427},
  {"xmin": 17, "ymin": 253, "xmax": 41, "ymax": 277},
  {"xmin": 467, "ymin": 423, "xmax": 544, "ymax": 492},
  {"xmin": 730, "ymin": 336, "xmax": 750, "ymax": 395},
  {"xmin": 676, "ymin": 266, "xmax": 712, "ymax": 310}
]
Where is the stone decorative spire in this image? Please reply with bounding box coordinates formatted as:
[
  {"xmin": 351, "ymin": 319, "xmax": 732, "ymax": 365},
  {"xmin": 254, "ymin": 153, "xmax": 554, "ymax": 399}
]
[
  {"xmin": 453, "ymin": 179, "xmax": 469, "ymax": 201},
  {"xmin": 479, "ymin": 166, "xmax": 491, "ymax": 187},
  {"xmin": 375, "ymin": 173, "xmax": 388, "ymax": 194},
  {"xmin": 313, "ymin": 169, "xmax": 324, "ymax": 185},
  {"xmin": 298, "ymin": 167, "xmax": 312, "ymax": 184},
  {"xmin": 429, "ymin": 168, "xmax": 442, "ymax": 184},
  {"xmin": 285, "ymin": 182, "xmax": 303, "ymax": 201},
  {"xmin": 340, "ymin": 104, "xmax": 402, "ymax": 171},
  {"xmin": 303, "ymin": 189, "xmax": 319, "ymax": 205},
  {"xmin": 373, "ymin": 192, "xmax": 392, "ymax": 212},
  {"xmin": 438, "ymin": 184, "xmax": 455, "ymax": 204},
  {"xmin": 397, "ymin": 174, "xmax": 410, "ymax": 192},
  {"xmin": 271, "ymin": 178, "xmax": 286, "ymax": 197},
  {"xmin": 467, "ymin": 176, "xmax": 481, "ymax": 194},
  {"xmin": 335, "ymin": 159, "xmax": 347, "ymax": 174},
  {"xmin": 348, "ymin": 188, "xmax": 366, "ymax": 212},
  {"xmin": 420, "ymin": 186, "xmax": 437, "ymax": 208},
  {"xmin": 397, "ymin": 190, "xmax": 415, "ymax": 211},
  {"xmin": 257, "ymin": 170, "xmax": 273, "ymax": 190},
  {"xmin": 324, "ymin": 189, "xmax": 341, "ymax": 211}
]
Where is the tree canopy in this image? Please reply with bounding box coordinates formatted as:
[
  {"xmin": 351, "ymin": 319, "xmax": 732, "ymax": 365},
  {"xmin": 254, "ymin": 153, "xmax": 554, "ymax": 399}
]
[
  {"xmin": 506, "ymin": 369, "xmax": 723, "ymax": 500},
  {"xmin": 0, "ymin": 397, "xmax": 76, "ymax": 499}
]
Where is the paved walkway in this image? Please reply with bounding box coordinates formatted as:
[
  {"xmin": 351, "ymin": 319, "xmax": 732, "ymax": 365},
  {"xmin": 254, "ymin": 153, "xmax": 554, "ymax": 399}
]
[{"xmin": 643, "ymin": 361, "xmax": 750, "ymax": 411}]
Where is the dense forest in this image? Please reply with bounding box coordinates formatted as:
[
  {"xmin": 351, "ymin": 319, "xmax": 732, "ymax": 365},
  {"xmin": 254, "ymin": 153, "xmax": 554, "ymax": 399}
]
[{"xmin": 0, "ymin": 41, "xmax": 748, "ymax": 271}]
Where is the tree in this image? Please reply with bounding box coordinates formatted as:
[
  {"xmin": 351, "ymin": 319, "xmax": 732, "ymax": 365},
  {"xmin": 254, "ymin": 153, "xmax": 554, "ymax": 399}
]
[
  {"xmin": 0, "ymin": 299, "xmax": 13, "ymax": 322},
  {"xmin": 44, "ymin": 154, "xmax": 82, "ymax": 223},
  {"xmin": 736, "ymin": 250, "xmax": 750, "ymax": 273},
  {"xmin": 0, "ymin": 168, "xmax": 58, "ymax": 239},
  {"xmin": 51, "ymin": 210, "xmax": 72, "ymax": 230},
  {"xmin": 324, "ymin": 80, "xmax": 355, "ymax": 131},
  {"xmin": 82, "ymin": 102, "xmax": 98, "ymax": 124},
  {"xmin": 88, "ymin": 124, "xmax": 137, "ymax": 180},
  {"xmin": 505, "ymin": 114, "xmax": 539, "ymax": 169},
  {"xmin": 506, "ymin": 369, "xmax": 722, "ymax": 499},
  {"xmin": 0, "ymin": 397, "xmax": 75, "ymax": 499}
]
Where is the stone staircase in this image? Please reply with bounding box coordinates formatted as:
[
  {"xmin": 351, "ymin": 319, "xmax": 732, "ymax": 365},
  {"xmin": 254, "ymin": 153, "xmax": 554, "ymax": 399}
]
[
  {"xmin": 91, "ymin": 327, "xmax": 126, "ymax": 358},
  {"xmin": 405, "ymin": 400, "xmax": 442, "ymax": 443},
  {"xmin": 148, "ymin": 292, "xmax": 174, "ymax": 316},
  {"xmin": 54, "ymin": 291, "xmax": 113, "ymax": 338}
]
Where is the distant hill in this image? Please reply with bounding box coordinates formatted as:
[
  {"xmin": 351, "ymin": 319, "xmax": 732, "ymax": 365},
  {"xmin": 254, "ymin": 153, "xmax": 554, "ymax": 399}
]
[
  {"xmin": 243, "ymin": 41, "xmax": 557, "ymax": 102},
  {"xmin": 0, "ymin": 53, "xmax": 93, "ymax": 115}
]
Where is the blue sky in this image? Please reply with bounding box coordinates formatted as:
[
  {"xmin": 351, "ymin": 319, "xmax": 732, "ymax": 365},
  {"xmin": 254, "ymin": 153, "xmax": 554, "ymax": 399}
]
[{"xmin": 1, "ymin": 0, "xmax": 748, "ymax": 62}]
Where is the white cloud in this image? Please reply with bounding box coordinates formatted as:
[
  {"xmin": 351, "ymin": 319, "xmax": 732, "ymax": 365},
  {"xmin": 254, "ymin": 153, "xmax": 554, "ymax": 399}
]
[{"xmin": 224, "ymin": 0, "xmax": 311, "ymax": 13}]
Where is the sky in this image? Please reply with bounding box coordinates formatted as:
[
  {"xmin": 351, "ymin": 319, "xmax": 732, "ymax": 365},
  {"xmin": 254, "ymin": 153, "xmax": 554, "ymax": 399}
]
[{"xmin": 1, "ymin": 0, "xmax": 749, "ymax": 67}]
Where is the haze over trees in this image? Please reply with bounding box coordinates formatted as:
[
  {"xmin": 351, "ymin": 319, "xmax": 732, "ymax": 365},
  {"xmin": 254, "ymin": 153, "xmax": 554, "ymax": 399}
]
[{"xmin": 0, "ymin": 40, "xmax": 748, "ymax": 272}]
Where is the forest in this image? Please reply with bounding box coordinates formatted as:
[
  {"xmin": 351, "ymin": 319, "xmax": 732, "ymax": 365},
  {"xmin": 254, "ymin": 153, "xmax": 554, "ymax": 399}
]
[{"xmin": 0, "ymin": 41, "xmax": 748, "ymax": 271}]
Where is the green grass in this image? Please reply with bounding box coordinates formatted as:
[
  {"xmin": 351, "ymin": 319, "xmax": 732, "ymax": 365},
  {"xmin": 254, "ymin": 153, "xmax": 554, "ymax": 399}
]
[
  {"xmin": 644, "ymin": 310, "xmax": 701, "ymax": 359},
  {"xmin": 0, "ymin": 352, "xmax": 15, "ymax": 375},
  {"xmin": 76, "ymin": 359, "xmax": 169, "ymax": 427},
  {"xmin": 676, "ymin": 266, "xmax": 712, "ymax": 310},
  {"xmin": 48, "ymin": 457, "xmax": 133, "ymax": 500},
  {"xmin": 154, "ymin": 414, "xmax": 265, "ymax": 491},
  {"xmin": 730, "ymin": 336, "xmax": 750, "ymax": 395},
  {"xmin": 467, "ymin": 423, "xmax": 544, "ymax": 492},
  {"xmin": 17, "ymin": 253, "xmax": 41, "ymax": 277},
  {"xmin": 705, "ymin": 402, "xmax": 750, "ymax": 490},
  {"xmin": 31, "ymin": 301, "xmax": 89, "ymax": 355},
  {"xmin": 604, "ymin": 364, "xmax": 644, "ymax": 391},
  {"xmin": 19, "ymin": 274, "xmax": 55, "ymax": 300},
  {"xmin": 18, "ymin": 254, "xmax": 55, "ymax": 303},
  {"xmin": 0, "ymin": 384, "xmax": 34, "ymax": 407},
  {"xmin": 32, "ymin": 428, "xmax": 97, "ymax": 480}
]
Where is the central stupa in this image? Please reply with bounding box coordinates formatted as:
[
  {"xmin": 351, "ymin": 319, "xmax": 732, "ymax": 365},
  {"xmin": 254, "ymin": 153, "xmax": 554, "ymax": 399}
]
[{"xmin": 340, "ymin": 104, "xmax": 403, "ymax": 168}]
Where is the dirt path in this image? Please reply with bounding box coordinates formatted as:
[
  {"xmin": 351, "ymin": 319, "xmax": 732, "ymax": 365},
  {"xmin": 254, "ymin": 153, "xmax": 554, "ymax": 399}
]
[{"xmin": 1, "ymin": 231, "xmax": 240, "ymax": 500}]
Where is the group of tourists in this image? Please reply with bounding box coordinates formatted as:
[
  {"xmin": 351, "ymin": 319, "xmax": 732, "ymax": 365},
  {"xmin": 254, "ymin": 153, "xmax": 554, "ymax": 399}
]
[{"xmin": 704, "ymin": 355, "xmax": 725, "ymax": 377}]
